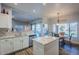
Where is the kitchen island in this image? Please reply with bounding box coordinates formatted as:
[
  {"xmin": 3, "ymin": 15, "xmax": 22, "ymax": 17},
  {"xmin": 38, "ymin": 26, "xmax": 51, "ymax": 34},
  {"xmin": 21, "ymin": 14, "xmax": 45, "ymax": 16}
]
[{"xmin": 33, "ymin": 36, "xmax": 59, "ymax": 55}]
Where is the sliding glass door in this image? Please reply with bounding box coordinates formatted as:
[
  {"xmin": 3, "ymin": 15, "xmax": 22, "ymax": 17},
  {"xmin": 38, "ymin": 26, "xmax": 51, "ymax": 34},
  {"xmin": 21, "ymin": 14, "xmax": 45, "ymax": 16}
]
[
  {"xmin": 31, "ymin": 23, "xmax": 48, "ymax": 37},
  {"xmin": 31, "ymin": 23, "xmax": 42, "ymax": 37},
  {"xmin": 36, "ymin": 24, "xmax": 42, "ymax": 37}
]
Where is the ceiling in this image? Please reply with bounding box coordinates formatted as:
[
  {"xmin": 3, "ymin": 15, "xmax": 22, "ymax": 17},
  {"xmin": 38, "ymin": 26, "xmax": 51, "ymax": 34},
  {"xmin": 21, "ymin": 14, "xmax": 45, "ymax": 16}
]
[{"xmin": 3, "ymin": 3, "xmax": 79, "ymax": 21}]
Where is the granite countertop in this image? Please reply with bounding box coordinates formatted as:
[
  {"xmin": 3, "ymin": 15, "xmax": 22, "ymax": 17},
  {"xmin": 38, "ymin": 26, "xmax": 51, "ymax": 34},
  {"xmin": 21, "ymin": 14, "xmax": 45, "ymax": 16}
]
[
  {"xmin": 0, "ymin": 34, "xmax": 26, "ymax": 39},
  {"xmin": 33, "ymin": 36, "xmax": 58, "ymax": 45},
  {"xmin": 0, "ymin": 31, "xmax": 35, "ymax": 40},
  {"xmin": 0, "ymin": 35, "xmax": 22, "ymax": 39}
]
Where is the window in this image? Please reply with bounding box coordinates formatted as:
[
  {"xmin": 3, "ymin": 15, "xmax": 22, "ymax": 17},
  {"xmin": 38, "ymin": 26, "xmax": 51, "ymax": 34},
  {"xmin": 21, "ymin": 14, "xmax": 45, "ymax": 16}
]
[
  {"xmin": 36, "ymin": 24, "xmax": 42, "ymax": 37},
  {"xmin": 15, "ymin": 25, "xmax": 24, "ymax": 32},
  {"xmin": 53, "ymin": 22, "xmax": 77, "ymax": 38},
  {"xmin": 70, "ymin": 23, "xmax": 77, "ymax": 37},
  {"xmin": 32, "ymin": 24, "xmax": 36, "ymax": 33},
  {"xmin": 58, "ymin": 24, "xmax": 69, "ymax": 37},
  {"xmin": 31, "ymin": 23, "xmax": 48, "ymax": 37},
  {"xmin": 53, "ymin": 24, "xmax": 57, "ymax": 33},
  {"xmin": 31, "ymin": 23, "xmax": 42, "ymax": 37},
  {"xmin": 42, "ymin": 24, "xmax": 48, "ymax": 35}
]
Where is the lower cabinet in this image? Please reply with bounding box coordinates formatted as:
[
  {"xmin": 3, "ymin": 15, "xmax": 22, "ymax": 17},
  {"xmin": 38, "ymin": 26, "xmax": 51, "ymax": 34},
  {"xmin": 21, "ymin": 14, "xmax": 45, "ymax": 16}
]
[
  {"xmin": 0, "ymin": 39, "xmax": 13, "ymax": 54},
  {"xmin": 0, "ymin": 41, "xmax": 1, "ymax": 54},
  {"xmin": 22, "ymin": 37, "xmax": 29, "ymax": 48},
  {"xmin": 0, "ymin": 36, "xmax": 29, "ymax": 55},
  {"xmin": 13, "ymin": 37, "xmax": 23, "ymax": 51}
]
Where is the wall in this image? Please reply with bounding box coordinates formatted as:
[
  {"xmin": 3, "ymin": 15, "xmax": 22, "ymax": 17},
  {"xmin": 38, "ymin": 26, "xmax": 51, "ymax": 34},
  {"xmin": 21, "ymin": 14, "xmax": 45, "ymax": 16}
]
[
  {"xmin": 42, "ymin": 17, "xmax": 56, "ymax": 33},
  {"xmin": 12, "ymin": 19, "xmax": 31, "ymax": 32}
]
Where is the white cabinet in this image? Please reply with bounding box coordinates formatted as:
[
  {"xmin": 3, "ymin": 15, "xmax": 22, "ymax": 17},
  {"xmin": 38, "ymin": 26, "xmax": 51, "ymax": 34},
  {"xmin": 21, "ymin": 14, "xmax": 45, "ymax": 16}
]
[
  {"xmin": 0, "ymin": 36, "xmax": 29, "ymax": 55},
  {"xmin": 13, "ymin": 37, "xmax": 23, "ymax": 51},
  {"xmin": 13, "ymin": 36, "xmax": 29, "ymax": 51},
  {"xmin": 19, "ymin": 37, "xmax": 23, "ymax": 49},
  {"xmin": 0, "ymin": 41, "xmax": 1, "ymax": 54},
  {"xmin": 0, "ymin": 13, "xmax": 12, "ymax": 28},
  {"xmin": 33, "ymin": 37, "xmax": 59, "ymax": 55},
  {"xmin": 22, "ymin": 37, "xmax": 29, "ymax": 48},
  {"xmin": 0, "ymin": 39, "xmax": 13, "ymax": 54}
]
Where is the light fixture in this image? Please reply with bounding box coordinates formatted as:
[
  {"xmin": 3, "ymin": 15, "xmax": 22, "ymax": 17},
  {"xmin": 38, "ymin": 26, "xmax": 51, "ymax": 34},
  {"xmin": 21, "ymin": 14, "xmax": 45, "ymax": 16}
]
[
  {"xmin": 43, "ymin": 3, "xmax": 46, "ymax": 6},
  {"xmin": 14, "ymin": 3, "xmax": 18, "ymax": 5},
  {"xmin": 33, "ymin": 9, "xmax": 36, "ymax": 13},
  {"xmin": 57, "ymin": 12, "xmax": 60, "ymax": 25}
]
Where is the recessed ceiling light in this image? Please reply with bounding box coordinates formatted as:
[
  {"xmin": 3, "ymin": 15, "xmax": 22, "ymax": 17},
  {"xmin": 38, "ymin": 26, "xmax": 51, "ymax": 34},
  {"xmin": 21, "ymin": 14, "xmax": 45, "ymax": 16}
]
[
  {"xmin": 14, "ymin": 3, "xmax": 18, "ymax": 5},
  {"xmin": 43, "ymin": 3, "xmax": 46, "ymax": 6},
  {"xmin": 33, "ymin": 9, "xmax": 36, "ymax": 13}
]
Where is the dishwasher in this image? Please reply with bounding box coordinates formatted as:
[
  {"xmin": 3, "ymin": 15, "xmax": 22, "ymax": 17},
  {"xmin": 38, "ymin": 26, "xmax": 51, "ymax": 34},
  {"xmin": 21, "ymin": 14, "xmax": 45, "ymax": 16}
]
[{"xmin": 29, "ymin": 35, "xmax": 36, "ymax": 47}]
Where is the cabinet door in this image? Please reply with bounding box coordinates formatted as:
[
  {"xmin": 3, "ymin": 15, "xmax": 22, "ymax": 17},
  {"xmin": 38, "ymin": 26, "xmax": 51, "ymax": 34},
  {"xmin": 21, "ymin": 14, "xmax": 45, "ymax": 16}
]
[
  {"xmin": 22, "ymin": 37, "xmax": 29, "ymax": 48},
  {"xmin": 19, "ymin": 37, "xmax": 23, "ymax": 49},
  {"xmin": 0, "ymin": 40, "xmax": 1, "ymax": 54},
  {"xmin": 0, "ymin": 39, "xmax": 13, "ymax": 55},
  {"xmin": 13, "ymin": 37, "xmax": 23, "ymax": 51}
]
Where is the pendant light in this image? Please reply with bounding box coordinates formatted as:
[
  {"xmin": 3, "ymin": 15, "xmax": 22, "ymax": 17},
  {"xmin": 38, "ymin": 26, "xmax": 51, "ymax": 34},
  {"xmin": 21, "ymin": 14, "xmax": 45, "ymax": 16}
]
[{"xmin": 57, "ymin": 12, "xmax": 60, "ymax": 25}]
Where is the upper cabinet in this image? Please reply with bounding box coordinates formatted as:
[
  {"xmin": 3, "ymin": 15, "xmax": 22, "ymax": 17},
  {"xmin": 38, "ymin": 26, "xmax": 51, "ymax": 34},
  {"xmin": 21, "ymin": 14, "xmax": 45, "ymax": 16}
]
[
  {"xmin": 0, "ymin": 4, "xmax": 1, "ymax": 13},
  {"xmin": 0, "ymin": 13, "xmax": 12, "ymax": 28},
  {"xmin": 0, "ymin": 4, "xmax": 12, "ymax": 29}
]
